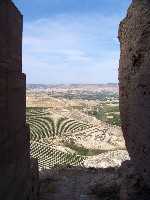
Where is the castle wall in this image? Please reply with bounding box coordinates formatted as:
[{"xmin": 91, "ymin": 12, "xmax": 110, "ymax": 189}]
[
  {"xmin": 119, "ymin": 0, "xmax": 150, "ymax": 194},
  {"xmin": 0, "ymin": 1, "xmax": 38, "ymax": 199}
]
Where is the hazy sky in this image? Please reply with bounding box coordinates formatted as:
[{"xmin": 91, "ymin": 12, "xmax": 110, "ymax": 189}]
[{"xmin": 13, "ymin": 0, "xmax": 131, "ymax": 84}]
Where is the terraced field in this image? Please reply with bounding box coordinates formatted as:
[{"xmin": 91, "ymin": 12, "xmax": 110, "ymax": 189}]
[
  {"xmin": 27, "ymin": 108, "xmax": 90, "ymax": 169},
  {"xmin": 30, "ymin": 141, "xmax": 85, "ymax": 169},
  {"xmin": 27, "ymin": 108, "xmax": 91, "ymax": 141},
  {"xmin": 27, "ymin": 107, "xmax": 128, "ymax": 170}
]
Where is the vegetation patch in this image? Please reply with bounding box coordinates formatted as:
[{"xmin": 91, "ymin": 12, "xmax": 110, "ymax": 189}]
[
  {"xmin": 63, "ymin": 140, "xmax": 108, "ymax": 156},
  {"xmin": 87, "ymin": 104, "xmax": 121, "ymax": 126}
]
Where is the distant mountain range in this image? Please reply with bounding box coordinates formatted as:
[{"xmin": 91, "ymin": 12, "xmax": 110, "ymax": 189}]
[{"xmin": 27, "ymin": 83, "xmax": 118, "ymax": 90}]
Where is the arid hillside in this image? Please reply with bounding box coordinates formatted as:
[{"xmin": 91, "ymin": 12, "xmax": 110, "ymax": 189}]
[{"xmin": 27, "ymin": 86, "xmax": 129, "ymax": 170}]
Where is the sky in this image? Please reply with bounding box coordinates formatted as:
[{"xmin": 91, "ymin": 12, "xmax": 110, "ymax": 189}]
[{"xmin": 13, "ymin": 0, "xmax": 131, "ymax": 84}]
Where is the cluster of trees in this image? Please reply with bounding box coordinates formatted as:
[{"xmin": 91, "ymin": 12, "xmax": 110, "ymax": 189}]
[{"xmin": 88, "ymin": 105, "xmax": 121, "ymax": 126}]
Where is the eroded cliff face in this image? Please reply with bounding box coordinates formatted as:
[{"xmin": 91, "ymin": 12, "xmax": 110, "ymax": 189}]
[{"xmin": 119, "ymin": 0, "xmax": 150, "ymax": 188}]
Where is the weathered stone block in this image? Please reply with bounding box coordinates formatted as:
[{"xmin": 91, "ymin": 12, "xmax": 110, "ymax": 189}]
[
  {"xmin": 8, "ymin": 72, "xmax": 26, "ymax": 130},
  {"xmin": 31, "ymin": 158, "xmax": 39, "ymax": 200},
  {"xmin": 0, "ymin": 1, "xmax": 39, "ymax": 199},
  {"xmin": 0, "ymin": 0, "xmax": 22, "ymax": 72}
]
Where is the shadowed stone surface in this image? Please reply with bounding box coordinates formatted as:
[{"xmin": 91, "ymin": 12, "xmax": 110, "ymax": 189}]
[
  {"xmin": 119, "ymin": 0, "xmax": 150, "ymax": 198},
  {"xmin": 39, "ymin": 167, "xmax": 120, "ymax": 200},
  {"xmin": 31, "ymin": 158, "xmax": 39, "ymax": 200},
  {"xmin": 0, "ymin": 0, "xmax": 38, "ymax": 199}
]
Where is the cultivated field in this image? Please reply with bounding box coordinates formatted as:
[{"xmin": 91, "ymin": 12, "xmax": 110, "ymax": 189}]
[{"xmin": 27, "ymin": 84, "xmax": 129, "ymax": 169}]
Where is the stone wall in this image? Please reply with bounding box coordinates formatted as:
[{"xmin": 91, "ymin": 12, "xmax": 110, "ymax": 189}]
[
  {"xmin": 31, "ymin": 159, "xmax": 39, "ymax": 200},
  {"xmin": 0, "ymin": 1, "xmax": 38, "ymax": 199},
  {"xmin": 119, "ymin": 0, "xmax": 150, "ymax": 196}
]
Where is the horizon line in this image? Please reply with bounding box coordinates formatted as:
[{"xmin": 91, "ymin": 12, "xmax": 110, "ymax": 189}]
[{"xmin": 27, "ymin": 82, "xmax": 118, "ymax": 85}]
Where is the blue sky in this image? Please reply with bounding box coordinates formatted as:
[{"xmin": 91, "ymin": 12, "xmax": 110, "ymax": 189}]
[{"xmin": 13, "ymin": 0, "xmax": 131, "ymax": 84}]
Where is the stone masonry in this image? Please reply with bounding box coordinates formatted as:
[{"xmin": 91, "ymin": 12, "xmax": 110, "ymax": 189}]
[
  {"xmin": 119, "ymin": 0, "xmax": 150, "ymax": 195},
  {"xmin": 0, "ymin": 0, "xmax": 38, "ymax": 199}
]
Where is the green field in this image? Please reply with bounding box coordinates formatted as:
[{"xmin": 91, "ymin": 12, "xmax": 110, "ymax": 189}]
[{"xmin": 87, "ymin": 104, "xmax": 121, "ymax": 126}]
